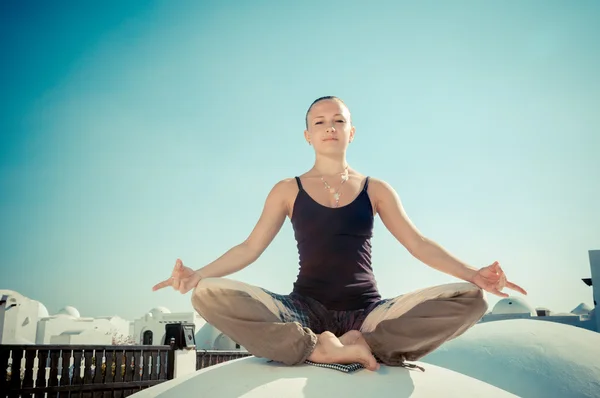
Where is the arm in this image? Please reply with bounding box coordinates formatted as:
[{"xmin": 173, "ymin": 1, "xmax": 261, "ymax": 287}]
[
  {"xmin": 195, "ymin": 179, "xmax": 291, "ymax": 279},
  {"xmin": 371, "ymin": 178, "xmax": 477, "ymax": 282}
]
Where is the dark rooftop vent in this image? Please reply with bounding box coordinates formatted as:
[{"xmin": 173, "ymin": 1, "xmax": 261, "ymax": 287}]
[{"xmin": 582, "ymin": 278, "xmax": 592, "ymax": 287}]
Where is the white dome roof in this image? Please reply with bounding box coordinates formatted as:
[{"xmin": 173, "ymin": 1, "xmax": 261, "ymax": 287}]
[
  {"xmin": 0, "ymin": 290, "xmax": 24, "ymax": 301},
  {"xmin": 150, "ymin": 307, "xmax": 171, "ymax": 317},
  {"xmin": 0, "ymin": 290, "xmax": 23, "ymax": 307},
  {"xmin": 490, "ymin": 297, "xmax": 535, "ymax": 315},
  {"xmin": 129, "ymin": 356, "xmax": 516, "ymax": 398},
  {"xmin": 33, "ymin": 301, "xmax": 49, "ymax": 318},
  {"xmin": 57, "ymin": 306, "xmax": 80, "ymax": 318},
  {"xmin": 422, "ymin": 319, "xmax": 600, "ymax": 397}
]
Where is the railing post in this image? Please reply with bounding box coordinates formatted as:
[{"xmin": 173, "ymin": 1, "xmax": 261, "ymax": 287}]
[{"xmin": 167, "ymin": 338, "xmax": 176, "ymax": 379}]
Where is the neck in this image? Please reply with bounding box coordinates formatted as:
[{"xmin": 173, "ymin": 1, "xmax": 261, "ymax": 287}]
[{"xmin": 312, "ymin": 154, "xmax": 349, "ymax": 176}]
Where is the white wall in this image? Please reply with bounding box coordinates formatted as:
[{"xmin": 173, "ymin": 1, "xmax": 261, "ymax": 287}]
[
  {"xmin": 99, "ymin": 316, "xmax": 133, "ymax": 343},
  {"xmin": 0, "ymin": 291, "xmax": 41, "ymax": 344},
  {"xmin": 50, "ymin": 329, "xmax": 111, "ymax": 344},
  {"xmin": 132, "ymin": 311, "xmax": 207, "ymax": 346},
  {"xmin": 36, "ymin": 315, "xmax": 130, "ymax": 344}
]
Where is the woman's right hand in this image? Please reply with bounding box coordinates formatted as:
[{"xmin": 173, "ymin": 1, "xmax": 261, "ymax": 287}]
[{"xmin": 152, "ymin": 259, "xmax": 202, "ymax": 294}]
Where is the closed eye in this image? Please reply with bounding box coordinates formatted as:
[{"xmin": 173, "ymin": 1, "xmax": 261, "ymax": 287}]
[{"xmin": 315, "ymin": 120, "xmax": 345, "ymax": 125}]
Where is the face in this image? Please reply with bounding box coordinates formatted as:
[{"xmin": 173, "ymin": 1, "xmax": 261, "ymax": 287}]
[{"xmin": 304, "ymin": 99, "xmax": 355, "ymax": 153}]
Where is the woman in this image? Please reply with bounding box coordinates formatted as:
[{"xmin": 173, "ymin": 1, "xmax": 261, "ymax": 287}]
[{"xmin": 152, "ymin": 96, "xmax": 527, "ymax": 371}]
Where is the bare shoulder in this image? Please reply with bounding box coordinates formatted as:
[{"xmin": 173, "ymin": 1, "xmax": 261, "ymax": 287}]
[
  {"xmin": 366, "ymin": 176, "xmax": 396, "ymax": 195},
  {"xmin": 364, "ymin": 176, "xmax": 399, "ymax": 213},
  {"xmin": 268, "ymin": 177, "xmax": 301, "ymax": 216},
  {"xmin": 272, "ymin": 177, "xmax": 299, "ymax": 194}
]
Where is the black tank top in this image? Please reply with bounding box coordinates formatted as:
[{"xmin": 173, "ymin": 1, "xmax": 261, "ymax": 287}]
[{"xmin": 290, "ymin": 176, "xmax": 381, "ymax": 310}]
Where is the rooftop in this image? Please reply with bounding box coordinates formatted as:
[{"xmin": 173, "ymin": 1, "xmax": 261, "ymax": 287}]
[{"xmin": 131, "ymin": 355, "xmax": 517, "ymax": 398}]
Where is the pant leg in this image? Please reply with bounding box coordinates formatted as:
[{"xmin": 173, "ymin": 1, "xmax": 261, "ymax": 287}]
[
  {"xmin": 191, "ymin": 277, "xmax": 318, "ymax": 366},
  {"xmin": 360, "ymin": 282, "xmax": 488, "ymax": 365}
]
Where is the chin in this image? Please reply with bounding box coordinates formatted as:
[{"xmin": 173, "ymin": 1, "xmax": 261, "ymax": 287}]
[{"xmin": 317, "ymin": 146, "xmax": 347, "ymax": 154}]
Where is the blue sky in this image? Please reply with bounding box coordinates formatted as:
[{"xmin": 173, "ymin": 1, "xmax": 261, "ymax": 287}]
[{"xmin": 1, "ymin": 0, "xmax": 598, "ymax": 321}]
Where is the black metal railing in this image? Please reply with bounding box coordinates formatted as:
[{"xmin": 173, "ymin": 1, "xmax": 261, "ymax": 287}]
[
  {"xmin": 196, "ymin": 349, "xmax": 251, "ymax": 370},
  {"xmin": 1, "ymin": 344, "xmax": 174, "ymax": 398}
]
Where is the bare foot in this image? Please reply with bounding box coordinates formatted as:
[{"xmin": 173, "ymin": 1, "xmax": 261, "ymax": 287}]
[
  {"xmin": 339, "ymin": 330, "xmax": 372, "ymax": 353},
  {"xmin": 308, "ymin": 331, "xmax": 379, "ymax": 371}
]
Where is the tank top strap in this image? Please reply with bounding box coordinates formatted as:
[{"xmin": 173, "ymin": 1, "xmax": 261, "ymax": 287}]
[
  {"xmin": 295, "ymin": 176, "xmax": 304, "ymax": 191},
  {"xmin": 362, "ymin": 176, "xmax": 370, "ymax": 192}
]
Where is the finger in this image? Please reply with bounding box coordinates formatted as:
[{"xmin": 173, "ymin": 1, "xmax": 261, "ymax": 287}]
[
  {"xmin": 172, "ymin": 277, "xmax": 181, "ymax": 291},
  {"xmin": 494, "ymin": 262, "xmax": 503, "ymax": 275},
  {"xmin": 506, "ymin": 281, "xmax": 528, "ymax": 295},
  {"xmin": 490, "ymin": 288, "xmax": 509, "ymax": 298},
  {"xmin": 171, "ymin": 260, "xmax": 183, "ymax": 278},
  {"xmin": 484, "ymin": 262, "xmax": 501, "ymax": 276},
  {"xmin": 482, "ymin": 262, "xmax": 495, "ymax": 272},
  {"xmin": 152, "ymin": 279, "xmax": 172, "ymax": 291},
  {"xmin": 495, "ymin": 263, "xmax": 506, "ymax": 276},
  {"xmin": 481, "ymin": 274, "xmax": 500, "ymax": 284},
  {"xmin": 497, "ymin": 271, "xmax": 507, "ymax": 290}
]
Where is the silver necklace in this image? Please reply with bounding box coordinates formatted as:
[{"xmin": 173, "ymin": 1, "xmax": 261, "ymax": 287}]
[{"xmin": 320, "ymin": 167, "xmax": 349, "ymax": 207}]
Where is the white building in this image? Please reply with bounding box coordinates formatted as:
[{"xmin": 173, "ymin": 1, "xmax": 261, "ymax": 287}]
[
  {"xmin": 0, "ymin": 291, "xmax": 134, "ymax": 345},
  {"xmin": 478, "ymin": 249, "xmax": 599, "ymax": 333},
  {"xmin": 36, "ymin": 309, "xmax": 131, "ymax": 345},
  {"xmin": 479, "ymin": 297, "xmax": 597, "ymax": 331},
  {"xmin": 0, "ymin": 290, "xmax": 49, "ymax": 344},
  {"xmin": 131, "ymin": 307, "xmax": 243, "ymax": 350},
  {"xmin": 1, "ymin": 290, "xmax": 244, "ymax": 350}
]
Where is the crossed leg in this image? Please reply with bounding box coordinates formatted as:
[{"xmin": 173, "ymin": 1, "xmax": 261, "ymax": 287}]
[
  {"xmin": 191, "ymin": 278, "xmax": 484, "ymax": 370},
  {"xmin": 358, "ymin": 282, "xmax": 488, "ymax": 366},
  {"xmin": 191, "ymin": 277, "xmax": 379, "ymax": 369}
]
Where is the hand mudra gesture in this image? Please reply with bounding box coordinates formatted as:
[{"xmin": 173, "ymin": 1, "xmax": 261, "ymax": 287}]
[
  {"xmin": 152, "ymin": 258, "xmax": 201, "ymax": 294},
  {"xmin": 471, "ymin": 261, "xmax": 527, "ymax": 298}
]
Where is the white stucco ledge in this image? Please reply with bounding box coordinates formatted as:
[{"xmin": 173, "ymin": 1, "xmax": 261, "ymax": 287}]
[{"xmin": 130, "ymin": 356, "xmax": 517, "ymax": 398}]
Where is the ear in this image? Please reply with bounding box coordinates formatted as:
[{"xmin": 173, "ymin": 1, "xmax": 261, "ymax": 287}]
[
  {"xmin": 304, "ymin": 129, "xmax": 311, "ymax": 144},
  {"xmin": 349, "ymin": 125, "xmax": 356, "ymax": 142}
]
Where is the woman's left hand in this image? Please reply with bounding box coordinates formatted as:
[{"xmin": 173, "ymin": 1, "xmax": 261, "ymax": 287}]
[{"xmin": 471, "ymin": 261, "xmax": 527, "ymax": 297}]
